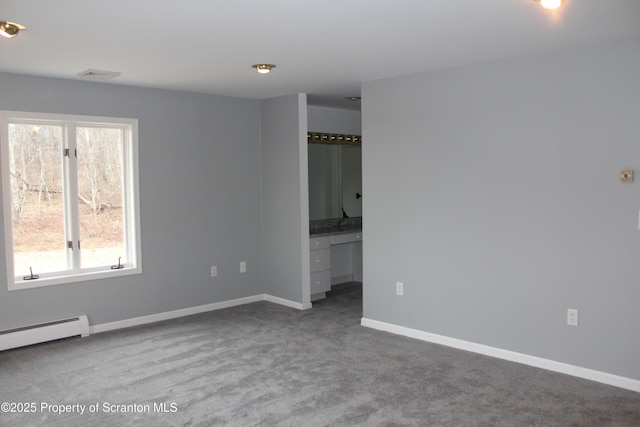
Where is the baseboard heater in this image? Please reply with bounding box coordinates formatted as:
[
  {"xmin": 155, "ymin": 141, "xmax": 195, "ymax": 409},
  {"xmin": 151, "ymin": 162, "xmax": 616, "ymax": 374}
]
[{"xmin": 0, "ymin": 315, "xmax": 90, "ymax": 352}]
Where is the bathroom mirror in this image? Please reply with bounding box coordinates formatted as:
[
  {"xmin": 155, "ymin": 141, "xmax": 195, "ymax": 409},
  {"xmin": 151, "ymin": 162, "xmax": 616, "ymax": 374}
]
[{"xmin": 308, "ymin": 135, "xmax": 362, "ymax": 220}]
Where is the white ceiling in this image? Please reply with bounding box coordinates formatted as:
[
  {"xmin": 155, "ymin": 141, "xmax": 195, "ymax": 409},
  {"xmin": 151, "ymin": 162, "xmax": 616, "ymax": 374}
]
[{"xmin": 2, "ymin": 0, "xmax": 639, "ymax": 110}]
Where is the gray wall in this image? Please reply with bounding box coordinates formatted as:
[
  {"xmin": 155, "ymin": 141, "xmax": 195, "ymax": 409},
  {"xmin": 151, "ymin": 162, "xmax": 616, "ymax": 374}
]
[
  {"xmin": 307, "ymin": 105, "xmax": 362, "ymax": 134},
  {"xmin": 261, "ymin": 94, "xmax": 310, "ymax": 304},
  {"xmin": 362, "ymin": 38, "xmax": 640, "ymax": 380},
  {"xmin": 0, "ymin": 73, "xmax": 263, "ymax": 329}
]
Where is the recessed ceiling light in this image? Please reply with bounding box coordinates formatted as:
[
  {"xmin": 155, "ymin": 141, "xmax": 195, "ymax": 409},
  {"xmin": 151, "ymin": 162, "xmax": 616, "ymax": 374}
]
[
  {"xmin": 252, "ymin": 64, "xmax": 276, "ymax": 74},
  {"xmin": 0, "ymin": 21, "xmax": 26, "ymax": 39},
  {"xmin": 535, "ymin": 0, "xmax": 564, "ymax": 10},
  {"xmin": 345, "ymin": 96, "xmax": 361, "ymax": 102}
]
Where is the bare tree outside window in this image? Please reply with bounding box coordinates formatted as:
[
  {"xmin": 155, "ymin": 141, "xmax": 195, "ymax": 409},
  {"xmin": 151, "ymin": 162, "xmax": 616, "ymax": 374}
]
[
  {"xmin": 9, "ymin": 123, "xmax": 66, "ymax": 274},
  {"xmin": 8, "ymin": 124, "xmax": 127, "ymax": 275},
  {"xmin": 76, "ymin": 127, "xmax": 125, "ymax": 269}
]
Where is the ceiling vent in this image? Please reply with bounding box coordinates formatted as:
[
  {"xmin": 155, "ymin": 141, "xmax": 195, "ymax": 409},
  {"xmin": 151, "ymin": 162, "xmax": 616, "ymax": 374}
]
[{"xmin": 77, "ymin": 69, "xmax": 121, "ymax": 80}]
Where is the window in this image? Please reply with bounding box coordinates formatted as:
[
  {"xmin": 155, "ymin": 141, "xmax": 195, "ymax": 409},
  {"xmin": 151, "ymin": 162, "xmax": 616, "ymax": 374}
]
[{"xmin": 1, "ymin": 111, "xmax": 141, "ymax": 290}]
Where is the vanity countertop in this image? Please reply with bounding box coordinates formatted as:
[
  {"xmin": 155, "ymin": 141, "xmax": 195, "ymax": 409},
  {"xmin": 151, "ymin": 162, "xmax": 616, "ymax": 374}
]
[
  {"xmin": 309, "ymin": 217, "xmax": 362, "ymax": 237},
  {"xmin": 310, "ymin": 228, "xmax": 362, "ymax": 237}
]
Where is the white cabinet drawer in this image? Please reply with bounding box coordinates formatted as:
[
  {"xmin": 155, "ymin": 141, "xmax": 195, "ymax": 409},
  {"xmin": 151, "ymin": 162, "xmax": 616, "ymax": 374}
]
[
  {"xmin": 310, "ymin": 236, "xmax": 330, "ymax": 250},
  {"xmin": 310, "ymin": 270, "xmax": 331, "ymax": 294},
  {"xmin": 330, "ymin": 232, "xmax": 362, "ymax": 245},
  {"xmin": 310, "ymin": 248, "xmax": 330, "ymax": 272}
]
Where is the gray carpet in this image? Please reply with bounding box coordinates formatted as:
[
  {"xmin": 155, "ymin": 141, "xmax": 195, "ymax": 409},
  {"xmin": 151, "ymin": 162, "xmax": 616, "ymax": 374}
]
[{"xmin": 1, "ymin": 282, "xmax": 639, "ymax": 426}]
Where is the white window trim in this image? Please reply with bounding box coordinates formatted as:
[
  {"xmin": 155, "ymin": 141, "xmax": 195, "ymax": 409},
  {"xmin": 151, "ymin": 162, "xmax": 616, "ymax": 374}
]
[{"xmin": 1, "ymin": 111, "xmax": 142, "ymax": 291}]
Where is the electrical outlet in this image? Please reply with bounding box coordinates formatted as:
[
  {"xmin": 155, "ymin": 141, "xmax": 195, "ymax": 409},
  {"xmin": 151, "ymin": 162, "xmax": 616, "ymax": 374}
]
[
  {"xmin": 210, "ymin": 266, "xmax": 217, "ymax": 277},
  {"xmin": 567, "ymin": 309, "xmax": 578, "ymax": 326},
  {"xmin": 240, "ymin": 261, "xmax": 247, "ymax": 273},
  {"xmin": 396, "ymin": 281, "xmax": 404, "ymax": 296}
]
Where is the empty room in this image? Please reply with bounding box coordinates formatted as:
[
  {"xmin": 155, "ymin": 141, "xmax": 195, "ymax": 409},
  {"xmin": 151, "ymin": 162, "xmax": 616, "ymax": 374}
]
[{"xmin": 1, "ymin": 1, "xmax": 639, "ymax": 426}]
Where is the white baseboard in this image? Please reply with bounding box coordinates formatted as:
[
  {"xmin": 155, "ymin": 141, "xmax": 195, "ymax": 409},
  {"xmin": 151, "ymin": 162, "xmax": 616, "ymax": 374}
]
[
  {"xmin": 361, "ymin": 317, "xmax": 640, "ymax": 393},
  {"xmin": 91, "ymin": 295, "xmax": 264, "ymax": 334},
  {"xmin": 331, "ymin": 274, "xmax": 353, "ymax": 285},
  {"xmin": 91, "ymin": 294, "xmax": 310, "ymax": 334},
  {"xmin": 264, "ymin": 294, "xmax": 312, "ymax": 310}
]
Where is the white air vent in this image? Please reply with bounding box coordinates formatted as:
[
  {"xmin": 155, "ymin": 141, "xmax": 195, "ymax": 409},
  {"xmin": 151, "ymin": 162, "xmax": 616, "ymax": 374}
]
[{"xmin": 77, "ymin": 69, "xmax": 121, "ymax": 80}]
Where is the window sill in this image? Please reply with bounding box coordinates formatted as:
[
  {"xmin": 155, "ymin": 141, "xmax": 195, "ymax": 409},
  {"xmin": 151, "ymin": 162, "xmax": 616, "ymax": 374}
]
[{"xmin": 8, "ymin": 266, "xmax": 142, "ymax": 291}]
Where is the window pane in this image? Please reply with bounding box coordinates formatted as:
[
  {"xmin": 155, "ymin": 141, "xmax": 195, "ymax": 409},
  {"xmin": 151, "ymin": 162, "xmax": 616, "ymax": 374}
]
[
  {"xmin": 76, "ymin": 127, "xmax": 126, "ymax": 269},
  {"xmin": 8, "ymin": 124, "xmax": 67, "ymax": 276}
]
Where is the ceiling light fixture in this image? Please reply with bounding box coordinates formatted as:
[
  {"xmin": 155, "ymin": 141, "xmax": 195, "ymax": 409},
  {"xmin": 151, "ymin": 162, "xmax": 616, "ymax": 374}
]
[
  {"xmin": 0, "ymin": 21, "xmax": 26, "ymax": 39},
  {"xmin": 345, "ymin": 96, "xmax": 361, "ymax": 102},
  {"xmin": 252, "ymin": 64, "xmax": 275, "ymax": 74},
  {"xmin": 535, "ymin": 0, "xmax": 564, "ymax": 10}
]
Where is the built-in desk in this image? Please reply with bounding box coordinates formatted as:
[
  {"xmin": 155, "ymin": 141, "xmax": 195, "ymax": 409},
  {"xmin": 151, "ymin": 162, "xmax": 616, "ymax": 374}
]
[{"xmin": 309, "ymin": 230, "xmax": 362, "ymax": 301}]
